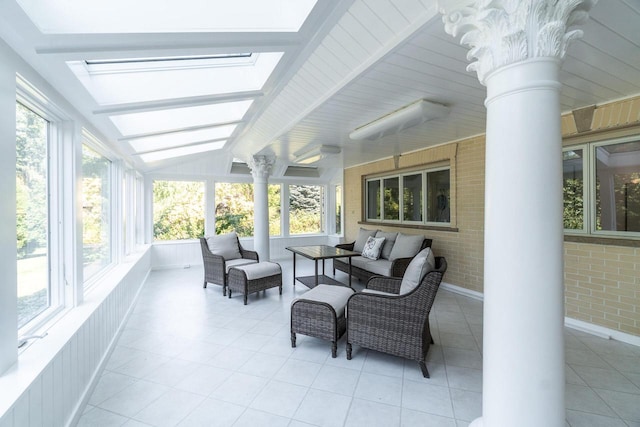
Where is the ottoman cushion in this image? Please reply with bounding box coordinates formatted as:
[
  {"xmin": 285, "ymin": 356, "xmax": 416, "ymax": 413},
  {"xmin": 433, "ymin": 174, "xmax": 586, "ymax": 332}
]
[
  {"xmin": 225, "ymin": 258, "xmax": 258, "ymax": 273},
  {"xmin": 293, "ymin": 284, "xmax": 354, "ymax": 318},
  {"xmin": 232, "ymin": 261, "xmax": 280, "ymax": 279}
]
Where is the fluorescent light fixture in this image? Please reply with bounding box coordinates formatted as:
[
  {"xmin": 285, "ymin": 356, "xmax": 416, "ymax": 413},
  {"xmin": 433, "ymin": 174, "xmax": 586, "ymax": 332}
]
[
  {"xmin": 349, "ymin": 100, "xmax": 449, "ymax": 141},
  {"xmin": 128, "ymin": 125, "xmax": 236, "ymax": 153},
  {"xmin": 294, "ymin": 145, "xmax": 341, "ymax": 164},
  {"xmin": 138, "ymin": 140, "xmax": 226, "ymax": 163}
]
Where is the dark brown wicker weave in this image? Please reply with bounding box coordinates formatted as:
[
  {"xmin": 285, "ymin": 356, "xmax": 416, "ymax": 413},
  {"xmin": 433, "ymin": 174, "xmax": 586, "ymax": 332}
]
[
  {"xmin": 346, "ymin": 256, "xmax": 447, "ymax": 378},
  {"xmin": 227, "ymin": 264, "xmax": 282, "ymax": 305},
  {"xmin": 200, "ymin": 237, "xmax": 259, "ymax": 295},
  {"xmin": 332, "ymin": 238, "xmax": 433, "ymax": 281},
  {"xmin": 291, "ymin": 288, "xmax": 354, "ymax": 358}
]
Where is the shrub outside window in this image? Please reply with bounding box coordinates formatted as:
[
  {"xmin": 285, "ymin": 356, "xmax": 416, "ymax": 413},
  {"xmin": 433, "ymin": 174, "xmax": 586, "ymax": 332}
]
[
  {"xmin": 335, "ymin": 185, "xmax": 342, "ymax": 235},
  {"xmin": 366, "ymin": 180, "xmax": 381, "ymax": 220},
  {"xmin": 16, "ymin": 102, "xmax": 50, "ymax": 328},
  {"xmin": 289, "ymin": 184, "xmax": 323, "ymax": 235},
  {"xmin": 153, "ymin": 180, "xmax": 205, "ymax": 240},
  {"xmin": 82, "ymin": 144, "xmax": 112, "ymax": 281},
  {"xmin": 214, "ymin": 182, "xmax": 281, "ymax": 236}
]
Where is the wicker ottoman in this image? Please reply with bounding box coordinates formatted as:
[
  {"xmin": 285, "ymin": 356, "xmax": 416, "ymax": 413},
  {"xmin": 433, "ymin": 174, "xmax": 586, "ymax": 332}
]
[
  {"xmin": 291, "ymin": 284, "xmax": 355, "ymax": 358},
  {"xmin": 228, "ymin": 262, "xmax": 282, "ymax": 305}
]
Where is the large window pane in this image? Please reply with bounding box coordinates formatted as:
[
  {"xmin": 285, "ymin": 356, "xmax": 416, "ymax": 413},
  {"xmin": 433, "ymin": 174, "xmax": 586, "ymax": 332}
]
[
  {"xmin": 366, "ymin": 180, "xmax": 380, "ymax": 220},
  {"xmin": 289, "ymin": 185, "xmax": 323, "ymax": 234},
  {"xmin": 595, "ymin": 141, "xmax": 640, "ymax": 232},
  {"xmin": 563, "ymin": 149, "xmax": 585, "ymax": 230},
  {"xmin": 268, "ymin": 184, "xmax": 281, "ymax": 236},
  {"xmin": 154, "ymin": 180, "xmax": 204, "ymax": 240},
  {"xmin": 403, "ymin": 174, "xmax": 423, "ymax": 222},
  {"xmin": 215, "ymin": 182, "xmax": 254, "ymax": 237},
  {"xmin": 16, "ymin": 103, "xmax": 50, "ymax": 328},
  {"xmin": 426, "ymin": 169, "xmax": 450, "ymax": 223},
  {"xmin": 82, "ymin": 145, "xmax": 112, "ymax": 280},
  {"xmin": 383, "ymin": 177, "xmax": 399, "ymax": 220}
]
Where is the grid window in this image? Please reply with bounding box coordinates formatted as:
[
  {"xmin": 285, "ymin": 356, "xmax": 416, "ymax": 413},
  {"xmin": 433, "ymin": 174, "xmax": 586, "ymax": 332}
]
[
  {"xmin": 563, "ymin": 149, "xmax": 585, "ymax": 230},
  {"xmin": 426, "ymin": 169, "xmax": 450, "ymax": 223},
  {"xmin": 403, "ymin": 173, "xmax": 422, "ymax": 222},
  {"xmin": 289, "ymin": 184, "xmax": 323, "ymax": 235},
  {"xmin": 335, "ymin": 185, "xmax": 342, "ymax": 234},
  {"xmin": 366, "ymin": 180, "xmax": 381, "ymax": 220}
]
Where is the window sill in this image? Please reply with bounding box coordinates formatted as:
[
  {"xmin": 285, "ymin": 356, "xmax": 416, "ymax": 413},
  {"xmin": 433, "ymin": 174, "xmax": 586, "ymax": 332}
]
[
  {"xmin": 358, "ymin": 221, "xmax": 458, "ymax": 232},
  {"xmin": 564, "ymin": 234, "xmax": 640, "ymax": 247}
]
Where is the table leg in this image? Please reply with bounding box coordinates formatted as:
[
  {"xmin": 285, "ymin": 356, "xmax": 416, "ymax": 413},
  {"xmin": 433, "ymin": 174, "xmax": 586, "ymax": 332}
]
[
  {"xmin": 322, "ymin": 259, "xmax": 325, "ymax": 275},
  {"xmin": 293, "ymin": 253, "xmax": 296, "ymax": 286},
  {"xmin": 348, "ymin": 257, "xmax": 352, "ymax": 288},
  {"xmin": 315, "ymin": 259, "xmax": 319, "ymax": 288}
]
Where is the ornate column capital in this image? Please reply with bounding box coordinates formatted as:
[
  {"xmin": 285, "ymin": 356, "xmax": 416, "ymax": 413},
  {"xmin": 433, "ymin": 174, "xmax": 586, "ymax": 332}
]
[
  {"xmin": 438, "ymin": 0, "xmax": 597, "ymax": 84},
  {"xmin": 249, "ymin": 155, "xmax": 275, "ymax": 181}
]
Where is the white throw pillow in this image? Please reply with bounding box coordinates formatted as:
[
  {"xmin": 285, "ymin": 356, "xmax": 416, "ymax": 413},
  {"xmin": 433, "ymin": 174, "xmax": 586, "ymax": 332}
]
[
  {"xmin": 206, "ymin": 231, "xmax": 242, "ymax": 260},
  {"xmin": 353, "ymin": 228, "xmax": 378, "ymax": 253},
  {"xmin": 361, "ymin": 236, "xmax": 385, "ymax": 260},
  {"xmin": 389, "ymin": 233, "xmax": 424, "ymax": 261},
  {"xmin": 399, "ymin": 247, "xmax": 436, "ymax": 294},
  {"xmin": 375, "ymin": 231, "xmax": 398, "ymax": 259}
]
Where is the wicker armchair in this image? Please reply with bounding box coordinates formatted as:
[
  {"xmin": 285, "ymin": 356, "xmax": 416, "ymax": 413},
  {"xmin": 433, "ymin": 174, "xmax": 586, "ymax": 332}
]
[
  {"xmin": 200, "ymin": 237, "xmax": 259, "ymax": 295},
  {"xmin": 346, "ymin": 256, "xmax": 447, "ymax": 378}
]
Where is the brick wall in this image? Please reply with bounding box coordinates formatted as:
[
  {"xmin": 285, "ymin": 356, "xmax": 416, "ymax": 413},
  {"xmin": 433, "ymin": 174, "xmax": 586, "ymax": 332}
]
[{"xmin": 343, "ymin": 95, "xmax": 640, "ymax": 337}]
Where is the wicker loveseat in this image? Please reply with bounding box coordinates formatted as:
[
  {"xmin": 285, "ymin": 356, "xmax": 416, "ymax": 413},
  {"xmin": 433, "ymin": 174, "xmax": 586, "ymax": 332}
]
[
  {"xmin": 333, "ymin": 228, "xmax": 432, "ymax": 282},
  {"xmin": 200, "ymin": 231, "xmax": 259, "ymax": 295},
  {"xmin": 346, "ymin": 255, "xmax": 447, "ymax": 378}
]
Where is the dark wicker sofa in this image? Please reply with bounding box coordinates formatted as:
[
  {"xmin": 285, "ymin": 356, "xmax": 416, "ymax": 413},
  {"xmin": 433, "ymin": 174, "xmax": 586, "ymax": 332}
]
[{"xmin": 333, "ymin": 237, "xmax": 432, "ymax": 282}]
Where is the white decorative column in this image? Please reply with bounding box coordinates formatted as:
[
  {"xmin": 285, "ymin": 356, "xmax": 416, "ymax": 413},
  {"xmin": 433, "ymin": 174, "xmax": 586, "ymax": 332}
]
[
  {"xmin": 438, "ymin": 1, "xmax": 596, "ymax": 426},
  {"xmin": 249, "ymin": 155, "xmax": 275, "ymax": 261}
]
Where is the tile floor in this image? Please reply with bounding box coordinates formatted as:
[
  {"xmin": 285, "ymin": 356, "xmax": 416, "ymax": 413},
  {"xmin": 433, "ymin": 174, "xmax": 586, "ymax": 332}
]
[{"xmin": 77, "ymin": 260, "xmax": 640, "ymax": 427}]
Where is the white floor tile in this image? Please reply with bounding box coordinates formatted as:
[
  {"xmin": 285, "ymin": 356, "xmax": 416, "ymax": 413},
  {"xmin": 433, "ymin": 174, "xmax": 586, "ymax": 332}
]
[
  {"xmin": 274, "ymin": 358, "xmax": 323, "ymax": 387},
  {"xmin": 232, "ymin": 408, "xmax": 290, "ymax": 427},
  {"xmin": 572, "ymin": 365, "xmax": 640, "ymax": 394},
  {"xmin": 449, "ymin": 388, "xmax": 482, "ymax": 422},
  {"xmin": 565, "ymin": 384, "xmax": 616, "ymax": 417},
  {"xmin": 566, "ymin": 410, "xmax": 629, "ymax": 427},
  {"xmin": 311, "ymin": 365, "xmax": 361, "ymax": 396},
  {"xmin": 237, "ymin": 352, "xmax": 288, "ymax": 378},
  {"xmin": 446, "ymin": 366, "xmax": 482, "ymax": 392},
  {"xmin": 400, "ymin": 408, "xmax": 456, "ymax": 427},
  {"xmin": 362, "ymin": 351, "xmax": 405, "ymax": 378},
  {"xmin": 176, "ymin": 398, "xmax": 245, "ymax": 427},
  {"xmin": 249, "ymin": 380, "xmax": 308, "ymax": 418},
  {"xmin": 97, "ymin": 380, "xmax": 170, "ymax": 418},
  {"xmin": 174, "ymin": 364, "xmax": 233, "ymax": 396},
  {"xmin": 76, "ymin": 406, "xmax": 129, "ymax": 427},
  {"xmin": 401, "ymin": 379, "xmax": 454, "ymax": 418},
  {"xmin": 88, "ymin": 372, "xmax": 138, "ymax": 406},
  {"xmin": 593, "ymin": 388, "xmax": 640, "ymax": 422},
  {"xmin": 208, "ymin": 372, "xmax": 268, "ymax": 406},
  {"xmin": 344, "ymin": 398, "xmax": 401, "ymax": 427},
  {"xmin": 143, "ymin": 358, "xmax": 200, "ymax": 387},
  {"xmin": 354, "ymin": 372, "xmax": 403, "ymax": 406},
  {"xmin": 133, "ymin": 389, "xmax": 204, "ymax": 427},
  {"xmin": 294, "ymin": 388, "xmax": 352, "ymax": 427}
]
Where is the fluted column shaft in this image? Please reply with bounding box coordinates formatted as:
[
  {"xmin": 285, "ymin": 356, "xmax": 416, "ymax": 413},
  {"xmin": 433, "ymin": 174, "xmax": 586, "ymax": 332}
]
[{"xmin": 249, "ymin": 155, "xmax": 274, "ymax": 261}]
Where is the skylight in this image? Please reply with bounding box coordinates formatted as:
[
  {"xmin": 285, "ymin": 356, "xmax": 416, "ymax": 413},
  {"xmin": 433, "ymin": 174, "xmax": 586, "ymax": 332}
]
[
  {"xmin": 18, "ymin": 0, "xmax": 317, "ymax": 33},
  {"xmin": 139, "ymin": 141, "xmax": 227, "ymax": 163},
  {"xmin": 110, "ymin": 101, "xmax": 252, "ymax": 136},
  {"xmin": 68, "ymin": 53, "xmax": 282, "ymax": 105},
  {"xmin": 128, "ymin": 125, "xmax": 236, "ymax": 153}
]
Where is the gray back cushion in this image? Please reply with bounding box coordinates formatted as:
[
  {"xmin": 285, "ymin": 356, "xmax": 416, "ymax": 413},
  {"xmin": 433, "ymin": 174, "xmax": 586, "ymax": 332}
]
[
  {"xmin": 399, "ymin": 247, "xmax": 436, "ymax": 294},
  {"xmin": 353, "ymin": 228, "xmax": 378, "ymax": 253},
  {"xmin": 389, "ymin": 233, "xmax": 424, "ymax": 261},
  {"xmin": 206, "ymin": 231, "xmax": 242, "ymax": 260},
  {"xmin": 375, "ymin": 231, "xmax": 398, "ymax": 260}
]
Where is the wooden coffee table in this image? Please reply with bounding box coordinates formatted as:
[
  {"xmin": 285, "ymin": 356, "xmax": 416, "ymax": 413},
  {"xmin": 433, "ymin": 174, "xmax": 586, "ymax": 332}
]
[{"xmin": 286, "ymin": 245, "xmax": 359, "ymax": 288}]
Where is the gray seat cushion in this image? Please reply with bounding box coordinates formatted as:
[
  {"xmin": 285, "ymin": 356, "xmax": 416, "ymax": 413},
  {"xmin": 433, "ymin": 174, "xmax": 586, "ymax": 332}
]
[
  {"xmin": 364, "ymin": 259, "xmax": 393, "ymax": 277},
  {"xmin": 293, "ymin": 284, "xmax": 355, "ymax": 318},
  {"xmin": 225, "ymin": 258, "xmax": 258, "ymax": 273},
  {"xmin": 230, "ymin": 261, "xmax": 280, "ymax": 280},
  {"xmin": 375, "ymin": 231, "xmax": 398, "ymax": 260},
  {"xmin": 353, "ymin": 228, "xmax": 378, "ymax": 253}
]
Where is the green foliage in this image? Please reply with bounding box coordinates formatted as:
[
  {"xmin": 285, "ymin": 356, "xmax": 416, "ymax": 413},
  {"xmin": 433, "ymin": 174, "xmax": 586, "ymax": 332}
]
[
  {"xmin": 153, "ymin": 180, "xmax": 205, "ymax": 240},
  {"xmin": 563, "ymin": 178, "xmax": 584, "ymax": 230},
  {"xmin": 16, "ymin": 103, "xmax": 48, "ymax": 258},
  {"xmin": 289, "ymin": 185, "xmax": 322, "ymax": 234}
]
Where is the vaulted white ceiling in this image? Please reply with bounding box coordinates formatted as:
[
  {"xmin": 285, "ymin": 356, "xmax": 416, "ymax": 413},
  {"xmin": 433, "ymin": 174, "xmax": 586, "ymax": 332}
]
[{"xmin": 1, "ymin": 0, "xmax": 639, "ymax": 181}]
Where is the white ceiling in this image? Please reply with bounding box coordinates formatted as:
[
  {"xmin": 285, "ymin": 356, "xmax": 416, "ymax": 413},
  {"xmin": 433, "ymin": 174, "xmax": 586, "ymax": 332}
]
[{"xmin": 1, "ymin": 0, "xmax": 639, "ymax": 181}]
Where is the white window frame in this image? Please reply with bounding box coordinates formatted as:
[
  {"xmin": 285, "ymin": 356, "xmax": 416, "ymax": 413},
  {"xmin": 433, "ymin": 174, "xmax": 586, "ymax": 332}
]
[
  {"xmin": 563, "ymin": 145, "xmax": 590, "ymax": 234},
  {"xmin": 16, "ymin": 76, "xmax": 69, "ymax": 336}
]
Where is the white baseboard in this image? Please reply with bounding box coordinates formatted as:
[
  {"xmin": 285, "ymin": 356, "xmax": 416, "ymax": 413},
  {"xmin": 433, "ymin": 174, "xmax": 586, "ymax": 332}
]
[
  {"xmin": 439, "ymin": 282, "xmax": 640, "ymax": 348},
  {"xmin": 440, "ymin": 281, "xmax": 484, "ymax": 301}
]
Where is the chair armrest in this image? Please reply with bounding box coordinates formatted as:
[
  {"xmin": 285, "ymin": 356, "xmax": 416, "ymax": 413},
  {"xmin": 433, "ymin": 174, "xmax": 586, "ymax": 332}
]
[
  {"xmin": 366, "ymin": 276, "xmax": 402, "ymax": 294},
  {"xmin": 389, "ymin": 257, "xmax": 414, "ymax": 278},
  {"xmin": 336, "ymin": 241, "xmax": 355, "ymax": 251},
  {"xmin": 239, "ymin": 245, "xmax": 259, "ymax": 262}
]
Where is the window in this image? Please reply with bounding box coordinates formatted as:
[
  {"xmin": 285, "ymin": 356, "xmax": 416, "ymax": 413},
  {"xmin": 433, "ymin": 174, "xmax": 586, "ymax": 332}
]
[
  {"xmin": 268, "ymin": 184, "xmax": 281, "ymax": 236},
  {"xmin": 563, "ymin": 137, "xmax": 640, "ymax": 237},
  {"xmin": 82, "ymin": 144, "xmax": 113, "ymax": 281},
  {"xmin": 153, "ymin": 180, "xmax": 205, "ymax": 240},
  {"xmin": 214, "ymin": 182, "xmax": 281, "ymax": 237},
  {"xmin": 289, "ymin": 184, "xmax": 324, "ymax": 234},
  {"xmin": 335, "ymin": 185, "xmax": 342, "ymax": 235},
  {"xmin": 365, "ymin": 167, "xmax": 451, "ymax": 226},
  {"xmin": 16, "ymin": 103, "xmax": 50, "ymax": 328}
]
